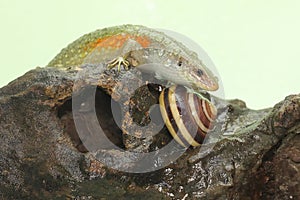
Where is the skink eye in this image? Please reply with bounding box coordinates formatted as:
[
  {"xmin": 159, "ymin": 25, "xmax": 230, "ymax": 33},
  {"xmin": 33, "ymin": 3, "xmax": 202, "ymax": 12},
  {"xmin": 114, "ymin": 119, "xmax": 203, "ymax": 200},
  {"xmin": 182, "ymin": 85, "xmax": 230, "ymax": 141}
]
[
  {"xmin": 177, "ymin": 60, "xmax": 183, "ymax": 66},
  {"xmin": 197, "ymin": 69, "xmax": 204, "ymax": 76}
]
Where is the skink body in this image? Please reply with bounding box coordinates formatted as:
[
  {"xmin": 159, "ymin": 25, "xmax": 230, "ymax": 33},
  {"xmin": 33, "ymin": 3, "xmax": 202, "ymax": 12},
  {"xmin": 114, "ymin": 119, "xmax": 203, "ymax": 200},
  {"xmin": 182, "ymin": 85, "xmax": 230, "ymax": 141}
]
[{"xmin": 47, "ymin": 24, "xmax": 218, "ymax": 91}]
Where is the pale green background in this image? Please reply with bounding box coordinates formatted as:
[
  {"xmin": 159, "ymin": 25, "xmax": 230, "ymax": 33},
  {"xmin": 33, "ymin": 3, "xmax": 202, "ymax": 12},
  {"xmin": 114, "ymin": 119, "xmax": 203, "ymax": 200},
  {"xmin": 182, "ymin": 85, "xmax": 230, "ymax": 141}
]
[{"xmin": 0, "ymin": 0, "xmax": 299, "ymax": 109}]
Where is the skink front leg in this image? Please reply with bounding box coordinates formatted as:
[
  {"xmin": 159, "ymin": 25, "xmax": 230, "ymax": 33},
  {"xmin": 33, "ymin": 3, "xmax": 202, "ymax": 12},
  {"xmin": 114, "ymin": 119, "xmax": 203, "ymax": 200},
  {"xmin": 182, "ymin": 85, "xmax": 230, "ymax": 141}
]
[
  {"xmin": 106, "ymin": 38, "xmax": 142, "ymax": 72},
  {"xmin": 107, "ymin": 56, "xmax": 130, "ymax": 71}
]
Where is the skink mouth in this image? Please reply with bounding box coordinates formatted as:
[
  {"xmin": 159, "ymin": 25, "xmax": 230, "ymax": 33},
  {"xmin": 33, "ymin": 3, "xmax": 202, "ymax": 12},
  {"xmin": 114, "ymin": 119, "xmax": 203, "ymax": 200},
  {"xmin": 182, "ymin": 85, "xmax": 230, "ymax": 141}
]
[
  {"xmin": 196, "ymin": 80, "xmax": 219, "ymax": 91},
  {"xmin": 207, "ymin": 76, "xmax": 219, "ymax": 91},
  {"xmin": 190, "ymin": 72, "xmax": 219, "ymax": 91}
]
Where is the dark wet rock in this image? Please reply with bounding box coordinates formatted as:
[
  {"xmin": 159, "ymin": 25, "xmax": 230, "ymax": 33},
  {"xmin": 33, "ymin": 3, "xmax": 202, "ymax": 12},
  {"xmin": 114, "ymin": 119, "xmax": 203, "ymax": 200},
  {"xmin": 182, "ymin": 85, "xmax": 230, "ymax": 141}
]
[{"xmin": 0, "ymin": 66, "xmax": 299, "ymax": 199}]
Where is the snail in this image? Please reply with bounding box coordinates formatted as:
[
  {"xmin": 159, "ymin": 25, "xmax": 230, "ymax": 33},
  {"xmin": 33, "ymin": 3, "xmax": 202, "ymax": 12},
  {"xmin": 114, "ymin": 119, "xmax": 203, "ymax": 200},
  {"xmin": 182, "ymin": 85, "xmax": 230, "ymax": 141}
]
[{"xmin": 159, "ymin": 85, "xmax": 217, "ymax": 147}]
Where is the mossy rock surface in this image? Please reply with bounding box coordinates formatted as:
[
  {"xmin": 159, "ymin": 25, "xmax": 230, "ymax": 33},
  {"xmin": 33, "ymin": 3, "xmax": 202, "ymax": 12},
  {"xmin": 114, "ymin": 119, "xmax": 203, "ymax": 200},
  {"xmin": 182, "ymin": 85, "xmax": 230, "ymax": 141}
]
[{"xmin": 0, "ymin": 66, "xmax": 299, "ymax": 199}]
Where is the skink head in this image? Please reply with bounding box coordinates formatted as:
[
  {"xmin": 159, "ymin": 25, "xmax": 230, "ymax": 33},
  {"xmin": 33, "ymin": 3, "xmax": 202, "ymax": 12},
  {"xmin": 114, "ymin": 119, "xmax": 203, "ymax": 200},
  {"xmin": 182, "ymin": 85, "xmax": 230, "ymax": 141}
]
[{"xmin": 179, "ymin": 57, "xmax": 219, "ymax": 91}]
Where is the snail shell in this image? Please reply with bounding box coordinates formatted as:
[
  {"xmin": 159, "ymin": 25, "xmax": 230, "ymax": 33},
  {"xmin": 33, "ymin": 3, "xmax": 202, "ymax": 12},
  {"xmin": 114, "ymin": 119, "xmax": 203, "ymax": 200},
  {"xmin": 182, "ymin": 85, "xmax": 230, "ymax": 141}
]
[{"xmin": 159, "ymin": 85, "xmax": 217, "ymax": 147}]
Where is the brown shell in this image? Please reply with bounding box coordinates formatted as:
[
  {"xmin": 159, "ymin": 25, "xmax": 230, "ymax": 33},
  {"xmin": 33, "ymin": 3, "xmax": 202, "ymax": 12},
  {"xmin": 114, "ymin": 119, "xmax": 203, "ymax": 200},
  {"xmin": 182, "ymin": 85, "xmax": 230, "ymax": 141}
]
[{"xmin": 159, "ymin": 85, "xmax": 217, "ymax": 147}]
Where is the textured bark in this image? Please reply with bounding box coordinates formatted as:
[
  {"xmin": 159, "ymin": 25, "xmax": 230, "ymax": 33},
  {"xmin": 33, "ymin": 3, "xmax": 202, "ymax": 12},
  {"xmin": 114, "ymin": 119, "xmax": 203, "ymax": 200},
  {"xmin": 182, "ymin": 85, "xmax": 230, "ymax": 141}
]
[{"xmin": 0, "ymin": 67, "xmax": 299, "ymax": 199}]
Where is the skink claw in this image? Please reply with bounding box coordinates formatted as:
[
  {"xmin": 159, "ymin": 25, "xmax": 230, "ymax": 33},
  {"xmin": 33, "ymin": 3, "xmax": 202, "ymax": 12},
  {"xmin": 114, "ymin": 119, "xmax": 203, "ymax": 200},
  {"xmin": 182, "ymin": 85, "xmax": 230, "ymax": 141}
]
[{"xmin": 107, "ymin": 57, "xmax": 130, "ymax": 71}]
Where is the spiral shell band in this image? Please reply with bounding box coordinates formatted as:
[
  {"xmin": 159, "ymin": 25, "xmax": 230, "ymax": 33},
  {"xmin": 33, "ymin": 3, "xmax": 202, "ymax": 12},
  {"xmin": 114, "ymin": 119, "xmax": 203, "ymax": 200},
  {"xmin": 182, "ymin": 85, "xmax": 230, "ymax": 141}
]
[
  {"xmin": 159, "ymin": 85, "xmax": 217, "ymax": 147},
  {"xmin": 159, "ymin": 89, "xmax": 186, "ymax": 147}
]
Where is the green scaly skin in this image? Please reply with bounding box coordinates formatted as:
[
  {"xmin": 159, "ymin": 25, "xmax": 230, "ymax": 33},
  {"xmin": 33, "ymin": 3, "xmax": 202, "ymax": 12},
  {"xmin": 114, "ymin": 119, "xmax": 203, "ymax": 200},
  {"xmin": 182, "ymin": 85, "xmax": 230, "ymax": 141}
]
[{"xmin": 47, "ymin": 24, "xmax": 219, "ymax": 91}]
